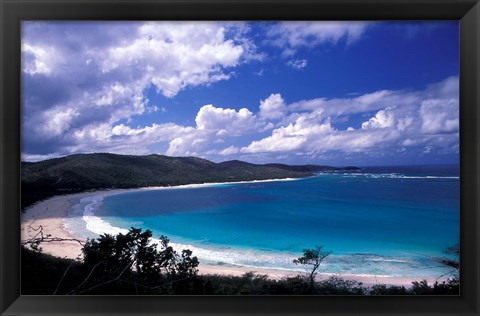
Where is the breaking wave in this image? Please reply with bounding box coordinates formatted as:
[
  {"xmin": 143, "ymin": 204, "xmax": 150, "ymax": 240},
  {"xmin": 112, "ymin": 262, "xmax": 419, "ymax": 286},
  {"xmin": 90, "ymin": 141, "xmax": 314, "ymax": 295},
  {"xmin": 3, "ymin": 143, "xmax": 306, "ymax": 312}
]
[
  {"xmin": 317, "ymin": 172, "xmax": 458, "ymax": 180},
  {"xmin": 62, "ymin": 192, "xmax": 452, "ymax": 279}
]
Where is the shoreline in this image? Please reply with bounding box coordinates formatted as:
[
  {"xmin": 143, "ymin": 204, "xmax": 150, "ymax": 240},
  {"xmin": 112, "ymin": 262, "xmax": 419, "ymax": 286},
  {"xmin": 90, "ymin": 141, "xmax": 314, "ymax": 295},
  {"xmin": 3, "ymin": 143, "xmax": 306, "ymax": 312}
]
[
  {"xmin": 20, "ymin": 178, "xmax": 301, "ymax": 260},
  {"xmin": 21, "ymin": 181, "xmax": 448, "ymax": 288}
]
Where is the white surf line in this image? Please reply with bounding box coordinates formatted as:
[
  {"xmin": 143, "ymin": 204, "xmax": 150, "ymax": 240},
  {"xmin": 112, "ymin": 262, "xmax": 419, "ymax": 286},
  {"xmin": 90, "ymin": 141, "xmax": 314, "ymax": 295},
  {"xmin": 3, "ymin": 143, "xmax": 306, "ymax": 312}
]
[{"xmin": 138, "ymin": 177, "xmax": 301, "ymax": 191}]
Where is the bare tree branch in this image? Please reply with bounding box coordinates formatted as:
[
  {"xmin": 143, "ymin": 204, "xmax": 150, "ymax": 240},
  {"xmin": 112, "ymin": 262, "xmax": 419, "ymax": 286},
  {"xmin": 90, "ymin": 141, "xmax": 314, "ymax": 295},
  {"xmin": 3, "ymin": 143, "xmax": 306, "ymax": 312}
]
[
  {"xmin": 66, "ymin": 260, "xmax": 106, "ymax": 295},
  {"xmin": 69, "ymin": 261, "xmax": 133, "ymax": 295},
  {"xmin": 117, "ymin": 275, "xmax": 194, "ymax": 291},
  {"xmin": 53, "ymin": 254, "xmax": 82, "ymax": 295},
  {"xmin": 22, "ymin": 225, "xmax": 85, "ymax": 251},
  {"xmin": 22, "ymin": 237, "xmax": 85, "ymax": 246}
]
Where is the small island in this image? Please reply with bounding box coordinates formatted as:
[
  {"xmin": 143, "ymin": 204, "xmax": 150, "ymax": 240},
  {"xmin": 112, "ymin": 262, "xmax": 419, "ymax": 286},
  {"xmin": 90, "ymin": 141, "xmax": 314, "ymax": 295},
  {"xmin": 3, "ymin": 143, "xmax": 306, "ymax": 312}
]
[
  {"xmin": 18, "ymin": 20, "xmax": 460, "ymax": 296},
  {"xmin": 21, "ymin": 154, "xmax": 458, "ymax": 295}
]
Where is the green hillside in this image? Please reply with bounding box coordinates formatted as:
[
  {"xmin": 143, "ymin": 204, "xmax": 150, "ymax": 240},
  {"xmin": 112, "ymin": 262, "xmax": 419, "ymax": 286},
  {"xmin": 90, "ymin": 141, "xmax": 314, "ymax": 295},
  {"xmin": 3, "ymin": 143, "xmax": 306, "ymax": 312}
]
[{"xmin": 21, "ymin": 153, "xmax": 358, "ymax": 208}]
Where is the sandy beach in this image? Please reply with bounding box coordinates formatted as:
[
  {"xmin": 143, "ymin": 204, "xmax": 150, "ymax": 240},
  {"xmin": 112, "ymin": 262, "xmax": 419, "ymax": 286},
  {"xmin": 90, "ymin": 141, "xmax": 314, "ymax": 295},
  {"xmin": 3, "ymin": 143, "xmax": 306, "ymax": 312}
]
[
  {"xmin": 22, "ymin": 191, "xmax": 92, "ymax": 260},
  {"xmin": 21, "ymin": 189, "xmax": 444, "ymax": 287},
  {"xmin": 196, "ymin": 264, "xmax": 442, "ymax": 286}
]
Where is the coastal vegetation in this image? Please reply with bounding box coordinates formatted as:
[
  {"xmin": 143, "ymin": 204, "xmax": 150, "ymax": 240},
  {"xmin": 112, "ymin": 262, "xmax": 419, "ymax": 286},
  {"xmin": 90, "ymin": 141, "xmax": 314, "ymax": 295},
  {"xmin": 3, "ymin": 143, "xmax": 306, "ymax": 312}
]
[
  {"xmin": 21, "ymin": 153, "xmax": 359, "ymax": 208},
  {"xmin": 20, "ymin": 154, "xmax": 458, "ymax": 295},
  {"xmin": 293, "ymin": 245, "xmax": 332, "ymax": 292},
  {"xmin": 21, "ymin": 227, "xmax": 459, "ymax": 295}
]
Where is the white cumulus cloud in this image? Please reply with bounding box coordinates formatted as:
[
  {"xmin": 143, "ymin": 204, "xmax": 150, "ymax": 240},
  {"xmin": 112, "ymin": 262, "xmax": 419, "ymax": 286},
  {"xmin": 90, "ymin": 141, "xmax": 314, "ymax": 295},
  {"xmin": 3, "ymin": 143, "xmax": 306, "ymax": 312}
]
[
  {"xmin": 101, "ymin": 22, "xmax": 245, "ymax": 98},
  {"xmin": 361, "ymin": 109, "xmax": 396, "ymax": 129},
  {"xmin": 259, "ymin": 93, "xmax": 287, "ymax": 120},
  {"xmin": 21, "ymin": 21, "xmax": 261, "ymax": 159},
  {"xmin": 195, "ymin": 104, "xmax": 260, "ymax": 136},
  {"xmin": 239, "ymin": 76, "xmax": 458, "ymax": 161},
  {"xmin": 420, "ymin": 99, "xmax": 459, "ymax": 134},
  {"xmin": 266, "ymin": 21, "xmax": 371, "ymax": 56}
]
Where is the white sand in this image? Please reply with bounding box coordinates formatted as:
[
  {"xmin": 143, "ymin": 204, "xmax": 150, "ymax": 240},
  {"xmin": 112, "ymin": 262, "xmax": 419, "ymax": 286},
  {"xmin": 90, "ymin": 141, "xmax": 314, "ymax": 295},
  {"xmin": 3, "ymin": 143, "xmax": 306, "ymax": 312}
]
[
  {"xmin": 21, "ymin": 189, "xmax": 444, "ymax": 287},
  {"xmin": 197, "ymin": 264, "xmax": 442, "ymax": 286}
]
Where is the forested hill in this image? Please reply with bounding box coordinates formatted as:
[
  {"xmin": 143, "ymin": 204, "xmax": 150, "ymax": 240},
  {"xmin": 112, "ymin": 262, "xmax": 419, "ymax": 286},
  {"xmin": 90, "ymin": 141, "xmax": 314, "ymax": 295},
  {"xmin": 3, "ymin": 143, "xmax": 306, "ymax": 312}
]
[{"xmin": 21, "ymin": 153, "xmax": 358, "ymax": 208}]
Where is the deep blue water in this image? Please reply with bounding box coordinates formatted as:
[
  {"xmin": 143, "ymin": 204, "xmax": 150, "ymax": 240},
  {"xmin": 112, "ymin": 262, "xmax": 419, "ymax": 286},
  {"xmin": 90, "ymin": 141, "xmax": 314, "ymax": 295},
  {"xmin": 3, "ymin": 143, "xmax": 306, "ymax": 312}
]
[{"xmin": 65, "ymin": 164, "xmax": 459, "ymax": 279}]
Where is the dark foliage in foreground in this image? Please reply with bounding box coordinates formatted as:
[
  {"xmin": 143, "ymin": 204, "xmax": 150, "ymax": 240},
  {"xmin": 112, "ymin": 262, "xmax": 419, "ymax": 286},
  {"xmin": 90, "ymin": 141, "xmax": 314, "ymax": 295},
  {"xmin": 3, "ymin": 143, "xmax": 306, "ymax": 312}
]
[
  {"xmin": 21, "ymin": 153, "xmax": 358, "ymax": 208},
  {"xmin": 203, "ymin": 274, "xmax": 366, "ymax": 295},
  {"xmin": 21, "ymin": 228, "xmax": 459, "ymax": 296},
  {"xmin": 22, "ymin": 247, "xmax": 459, "ymax": 295},
  {"xmin": 22, "ymin": 247, "xmax": 83, "ymax": 295},
  {"xmin": 79, "ymin": 228, "xmax": 199, "ymax": 295},
  {"xmin": 22, "ymin": 227, "xmax": 201, "ymax": 295}
]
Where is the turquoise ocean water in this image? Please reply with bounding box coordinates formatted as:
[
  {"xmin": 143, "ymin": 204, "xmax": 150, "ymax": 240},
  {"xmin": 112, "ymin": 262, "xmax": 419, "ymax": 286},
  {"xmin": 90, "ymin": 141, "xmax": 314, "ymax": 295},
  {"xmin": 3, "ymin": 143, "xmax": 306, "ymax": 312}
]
[{"xmin": 64, "ymin": 164, "xmax": 459, "ymax": 279}]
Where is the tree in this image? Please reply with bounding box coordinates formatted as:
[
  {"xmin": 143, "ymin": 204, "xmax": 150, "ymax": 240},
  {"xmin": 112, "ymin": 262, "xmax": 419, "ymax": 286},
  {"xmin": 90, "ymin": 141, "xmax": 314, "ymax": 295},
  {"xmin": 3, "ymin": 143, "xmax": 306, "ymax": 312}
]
[
  {"xmin": 369, "ymin": 284, "xmax": 407, "ymax": 295},
  {"xmin": 293, "ymin": 245, "xmax": 331, "ymax": 292},
  {"xmin": 77, "ymin": 227, "xmax": 199, "ymax": 294},
  {"xmin": 438, "ymin": 243, "xmax": 459, "ymax": 278}
]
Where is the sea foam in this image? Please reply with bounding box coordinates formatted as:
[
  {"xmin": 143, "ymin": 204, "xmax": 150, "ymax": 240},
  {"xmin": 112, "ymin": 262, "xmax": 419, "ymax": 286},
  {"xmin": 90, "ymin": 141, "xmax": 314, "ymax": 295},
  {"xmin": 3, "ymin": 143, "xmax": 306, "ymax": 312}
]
[
  {"xmin": 77, "ymin": 194, "xmax": 303, "ymax": 271},
  {"xmin": 71, "ymin": 196, "xmax": 450, "ymax": 278},
  {"xmin": 62, "ymin": 174, "xmax": 458, "ymax": 279},
  {"xmin": 81, "ymin": 195, "xmax": 129, "ymax": 236},
  {"xmin": 317, "ymin": 172, "xmax": 459, "ymax": 180}
]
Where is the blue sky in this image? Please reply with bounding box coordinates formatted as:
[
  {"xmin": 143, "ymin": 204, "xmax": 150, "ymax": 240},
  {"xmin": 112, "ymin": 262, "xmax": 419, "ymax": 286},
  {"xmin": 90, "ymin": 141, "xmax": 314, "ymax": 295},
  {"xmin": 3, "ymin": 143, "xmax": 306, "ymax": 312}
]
[{"xmin": 21, "ymin": 21, "xmax": 459, "ymax": 166}]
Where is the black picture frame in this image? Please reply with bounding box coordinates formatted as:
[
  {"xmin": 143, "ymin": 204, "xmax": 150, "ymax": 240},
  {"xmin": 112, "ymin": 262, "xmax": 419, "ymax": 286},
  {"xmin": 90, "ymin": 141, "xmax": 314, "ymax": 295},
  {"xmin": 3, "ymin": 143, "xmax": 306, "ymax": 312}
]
[{"xmin": 1, "ymin": 0, "xmax": 479, "ymax": 315}]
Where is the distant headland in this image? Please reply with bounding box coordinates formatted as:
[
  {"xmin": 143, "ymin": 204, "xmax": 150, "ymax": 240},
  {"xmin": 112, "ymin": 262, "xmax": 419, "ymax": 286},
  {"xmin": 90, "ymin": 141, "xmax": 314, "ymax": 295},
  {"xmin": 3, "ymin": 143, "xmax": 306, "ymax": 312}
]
[{"xmin": 22, "ymin": 153, "xmax": 359, "ymax": 208}]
